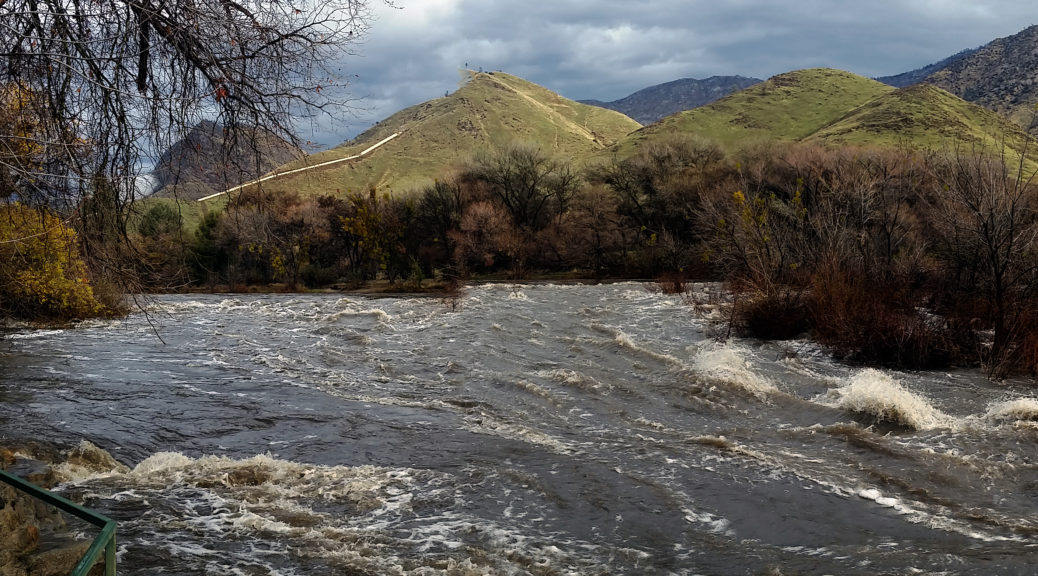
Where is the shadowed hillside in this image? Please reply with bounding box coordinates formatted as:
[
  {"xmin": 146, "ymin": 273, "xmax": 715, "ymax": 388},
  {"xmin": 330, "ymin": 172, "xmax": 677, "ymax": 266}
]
[{"xmin": 153, "ymin": 121, "xmax": 304, "ymax": 201}]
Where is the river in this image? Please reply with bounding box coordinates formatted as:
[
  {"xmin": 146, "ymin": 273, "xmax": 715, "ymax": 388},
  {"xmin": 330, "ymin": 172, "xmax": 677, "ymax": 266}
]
[{"xmin": 1, "ymin": 283, "xmax": 1036, "ymax": 574}]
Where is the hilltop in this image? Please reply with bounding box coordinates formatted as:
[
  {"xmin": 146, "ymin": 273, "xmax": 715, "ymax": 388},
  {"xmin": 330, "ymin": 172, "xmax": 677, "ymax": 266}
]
[
  {"xmin": 608, "ymin": 68, "xmax": 1037, "ymax": 168},
  {"xmin": 808, "ymin": 83, "xmax": 1035, "ymax": 155},
  {"xmin": 579, "ymin": 76, "xmax": 762, "ymax": 125},
  {"xmin": 614, "ymin": 68, "xmax": 894, "ymax": 155},
  {"xmin": 225, "ymin": 71, "xmax": 641, "ymax": 199}
]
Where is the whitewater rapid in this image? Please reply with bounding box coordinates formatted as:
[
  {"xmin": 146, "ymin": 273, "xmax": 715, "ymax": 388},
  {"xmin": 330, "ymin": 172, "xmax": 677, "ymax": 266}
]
[{"xmin": 2, "ymin": 283, "xmax": 1037, "ymax": 574}]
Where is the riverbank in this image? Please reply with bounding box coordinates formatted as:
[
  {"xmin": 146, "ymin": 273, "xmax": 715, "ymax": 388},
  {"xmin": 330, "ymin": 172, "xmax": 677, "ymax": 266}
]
[
  {"xmin": 0, "ymin": 448, "xmax": 102, "ymax": 576},
  {"xmin": 173, "ymin": 270, "xmax": 645, "ymax": 296}
]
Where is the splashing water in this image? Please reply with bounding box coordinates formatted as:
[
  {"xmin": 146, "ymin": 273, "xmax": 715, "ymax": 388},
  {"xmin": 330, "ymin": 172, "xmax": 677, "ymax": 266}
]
[{"xmin": 2, "ymin": 284, "xmax": 1037, "ymax": 575}]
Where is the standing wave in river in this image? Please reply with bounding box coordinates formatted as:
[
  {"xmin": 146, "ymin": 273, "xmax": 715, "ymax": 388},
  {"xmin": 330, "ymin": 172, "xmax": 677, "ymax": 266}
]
[{"xmin": 2, "ymin": 283, "xmax": 1037, "ymax": 574}]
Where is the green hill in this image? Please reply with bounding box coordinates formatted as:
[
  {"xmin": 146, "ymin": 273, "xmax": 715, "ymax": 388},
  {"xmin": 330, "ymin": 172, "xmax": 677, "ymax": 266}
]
[
  {"xmin": 614, "ymin": 68, "xmax": 895, "ymax": 155},
  {"xmin": 224, "ymin": 71, "xmax": 641, "ymax": 199},
  {"xmin": 808, "ymin": 83, "xmax": 1036, "ymax": 155},
  {"xmin": 609, "ymin": 68, "xmax": 1037, "ymax": 170}
]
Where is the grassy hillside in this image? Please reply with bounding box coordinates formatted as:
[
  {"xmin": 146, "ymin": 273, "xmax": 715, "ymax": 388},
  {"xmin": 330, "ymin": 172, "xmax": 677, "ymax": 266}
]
[
  {"xmin": 809, "ymin": 84, "xmax": 1037, "ymax": 160},
  {"xmin": 608, "ymin": 68, "xmax": 1037, "ymax": 172},
  {"xmin": 613, "ymin": 69, "xmax": 895, "ymax": 155},
  {"xmin": 923, "ymin": 25, "xmax": 1038, "ymax": 132},
  {"xmin": 228, "ymin": 71, "xmax": 641, "ymax": 199}
]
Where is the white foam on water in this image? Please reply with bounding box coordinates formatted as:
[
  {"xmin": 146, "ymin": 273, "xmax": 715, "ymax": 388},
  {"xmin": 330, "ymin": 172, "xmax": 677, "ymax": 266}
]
[
  {"xmin": 817, "ymin": 369, "xmax": 953, "ymax": 430},
  {"xmin": 323, "ymin": 307, "xmax": 393, "ymax": 324},
  {"xmin": 619, "ymin": 288, "xmax": 652, "ymax": 301},
  {"xmin": 461, "ymin": 413, "xmax": 577, "ymax": 455},
  {"xmin": 513, "ymin": 379, "xmax": 562, "ymax": 405},
  {"xmin": 107, "ymin": 453, "xmax": 450, "ymax": 532},
  {"xmin": 536, "ymin": 368, "xmax": 607, "ymax": 391},
  {"xmin": 855, "ymin": 487, "xmax": 1022, "ymax": 543},
  {"xmin": 984, "ymin": 397, "xmax": 1038, "ymax": 424},
  {"xmin": 683, "ymin": 432, "xmax": 1028, "ymax": 545},
  {"xmin": 149, "ymin": 299, "xmax": 210, "ymax": 314},
  {"xmin": 53, "ymin": 440, "xmax": 131, "ymax": 481},
  {"xmin": 7, "ymin": 329, "xmax": 65, "ymax": 340},
  {"xmin": 633, "ymin": 417, "xmax": 671, "ymax": 432},
  {"xmin": 680, "ymin": 507, "xmax": 735, "ymax": 537},
  {"xmin": 601, "ymin": 325, "xmax": 686, "ymax": 368},
  {"xmin": 131, "ymin": 451, "xmax": 195, "ymax": 476},
  {"xmin": 857, "ymin": 487, "xmax": 913, "ymax": 515},
  {"xmin": 216, "ymin": 298, "xmax": 248, "ymax": 311},
  {"xmin": 73, "ymin": 318, "xmax": 116, "ymax": 330},
  {"xmin": 690, "ymin": 342, "xmax": 778, "ymax": 400}
]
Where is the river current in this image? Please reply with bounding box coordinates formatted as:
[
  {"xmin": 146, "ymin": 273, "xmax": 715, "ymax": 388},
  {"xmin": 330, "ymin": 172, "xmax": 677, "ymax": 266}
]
[{"xmin": 1, "ymin": 283, "xmax": 1037, "ymax": 575}]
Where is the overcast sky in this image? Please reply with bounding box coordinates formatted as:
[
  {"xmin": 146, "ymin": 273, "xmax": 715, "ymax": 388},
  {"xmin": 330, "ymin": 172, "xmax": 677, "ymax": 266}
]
[{"xmin": 302, "ymin": 0, "xmax": 1036, "ymax": 147}]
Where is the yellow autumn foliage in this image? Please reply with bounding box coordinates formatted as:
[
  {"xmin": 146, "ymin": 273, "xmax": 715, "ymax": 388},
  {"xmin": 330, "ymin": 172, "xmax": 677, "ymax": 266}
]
[
  {"xmin": 0, "ymin": 84, "xmax": 45, "ymax": 194},
  {"xmin": 0, "ymin": 203, "xmax": 104, "ymax": 319}
]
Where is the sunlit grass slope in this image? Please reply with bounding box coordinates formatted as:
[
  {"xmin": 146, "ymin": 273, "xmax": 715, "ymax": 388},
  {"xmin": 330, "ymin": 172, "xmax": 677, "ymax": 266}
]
[
  {"xmin": 246, "ymin": 71, "xmax": 641, "ymax": 198},
  {"xmin": 609, "ymin": 68, "xmax": 1038, "ymax": 172},
  {"xmin": 808, "ymin": 83, "xmax": 1038, "ymax": 168},
  {"xmin": 614, "ymin": 68, "xmax": 895, "ymax": 155}
]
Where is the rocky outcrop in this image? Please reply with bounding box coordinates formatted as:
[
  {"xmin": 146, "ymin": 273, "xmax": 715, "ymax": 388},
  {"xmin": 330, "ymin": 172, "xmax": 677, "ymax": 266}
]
[
  {"xmin": 0, "ymin": 447, "xmax": 103, "ymax": 576},
  {"xmin": 877, "ymin": 25, "xmax": 1038, "ymax": 132},
  {"xmin": 152, "ymin": 120, "xmax": 305, "ymax": 200}
]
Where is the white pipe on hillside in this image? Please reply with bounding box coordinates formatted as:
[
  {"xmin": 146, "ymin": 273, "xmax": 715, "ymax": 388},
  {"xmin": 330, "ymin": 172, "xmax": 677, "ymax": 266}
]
[{"xmin": 196, "ymin": 131, "xmax": 402, "ymax": 202}]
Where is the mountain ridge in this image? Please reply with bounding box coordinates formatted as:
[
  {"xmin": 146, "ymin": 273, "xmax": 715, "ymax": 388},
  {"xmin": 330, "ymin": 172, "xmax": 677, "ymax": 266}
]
[
  {"xmin": 875, "ymin": 24, "xmax": 1038, "ymax": 131},
  {"xmin": 923, "ymin": 24, "xmax": 1038, "ymax": 130},
  {"xmin": 875, "ymin": 48, "xmax": 980, "ymax": 88},
  {"xmin": 578, "ymin": 75, "xmax": 762, "ymax": 125}
]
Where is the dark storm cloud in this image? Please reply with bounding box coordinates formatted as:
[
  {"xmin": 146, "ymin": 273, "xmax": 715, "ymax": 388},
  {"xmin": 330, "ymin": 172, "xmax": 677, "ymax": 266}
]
[{"xmin": 300, "ymin": 0, "xmax": 1036, "ymax": 146}]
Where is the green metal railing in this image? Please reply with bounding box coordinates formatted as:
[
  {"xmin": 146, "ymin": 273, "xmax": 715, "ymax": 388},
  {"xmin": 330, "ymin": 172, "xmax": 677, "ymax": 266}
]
[{"xmin": 0, "ymin": 468, "xmax": 116, "ymax": 575}]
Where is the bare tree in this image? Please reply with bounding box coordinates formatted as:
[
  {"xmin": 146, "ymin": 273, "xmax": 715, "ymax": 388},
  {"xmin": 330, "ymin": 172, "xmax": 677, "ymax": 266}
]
[
  {"xmin": 1, "ymin": 0, "xmax": 385, "ymax": 205},
  {"xmin": 0, "ymin": 0, "xmax": 389, "ymax": 300},
  {"xmin": 927, "ymin": 146, "xmax": 1038, "ymax": 376},
  {"xmin": 466, "ymin": 143, "xmax": 578, "ymax": 233}
]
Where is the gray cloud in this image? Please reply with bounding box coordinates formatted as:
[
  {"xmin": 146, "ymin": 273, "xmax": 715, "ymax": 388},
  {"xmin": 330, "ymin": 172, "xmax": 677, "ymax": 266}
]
[{"xmin": 297, "ymin": 0, "xmax": 1036, "ymax": 147}]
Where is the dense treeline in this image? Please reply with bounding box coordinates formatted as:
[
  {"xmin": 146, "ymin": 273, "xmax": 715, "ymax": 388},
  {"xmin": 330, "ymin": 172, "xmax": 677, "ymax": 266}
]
[
  {"xmin": 695, "ymin": 142, "xmax": 1038, "ymax": 378},
  {"xmin": 128, "ymin": 137, "xmax": 1038, "ymax": 376}
]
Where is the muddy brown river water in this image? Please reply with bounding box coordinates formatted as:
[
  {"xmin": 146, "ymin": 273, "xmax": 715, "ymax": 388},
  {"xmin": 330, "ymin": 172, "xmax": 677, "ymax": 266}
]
[{"xmin": 1, "ymin": 283, "xmax": 1037, "ymax": 574}]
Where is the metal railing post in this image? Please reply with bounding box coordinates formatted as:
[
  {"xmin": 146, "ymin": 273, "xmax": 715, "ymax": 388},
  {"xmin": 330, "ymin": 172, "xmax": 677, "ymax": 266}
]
[
  {"xmin": 0, "ymin": 468, "xmax": 117, "ymax": 575},
  {"xmin": 106, "ymin": 533, "xmax": 118, "ymax": 576}
]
